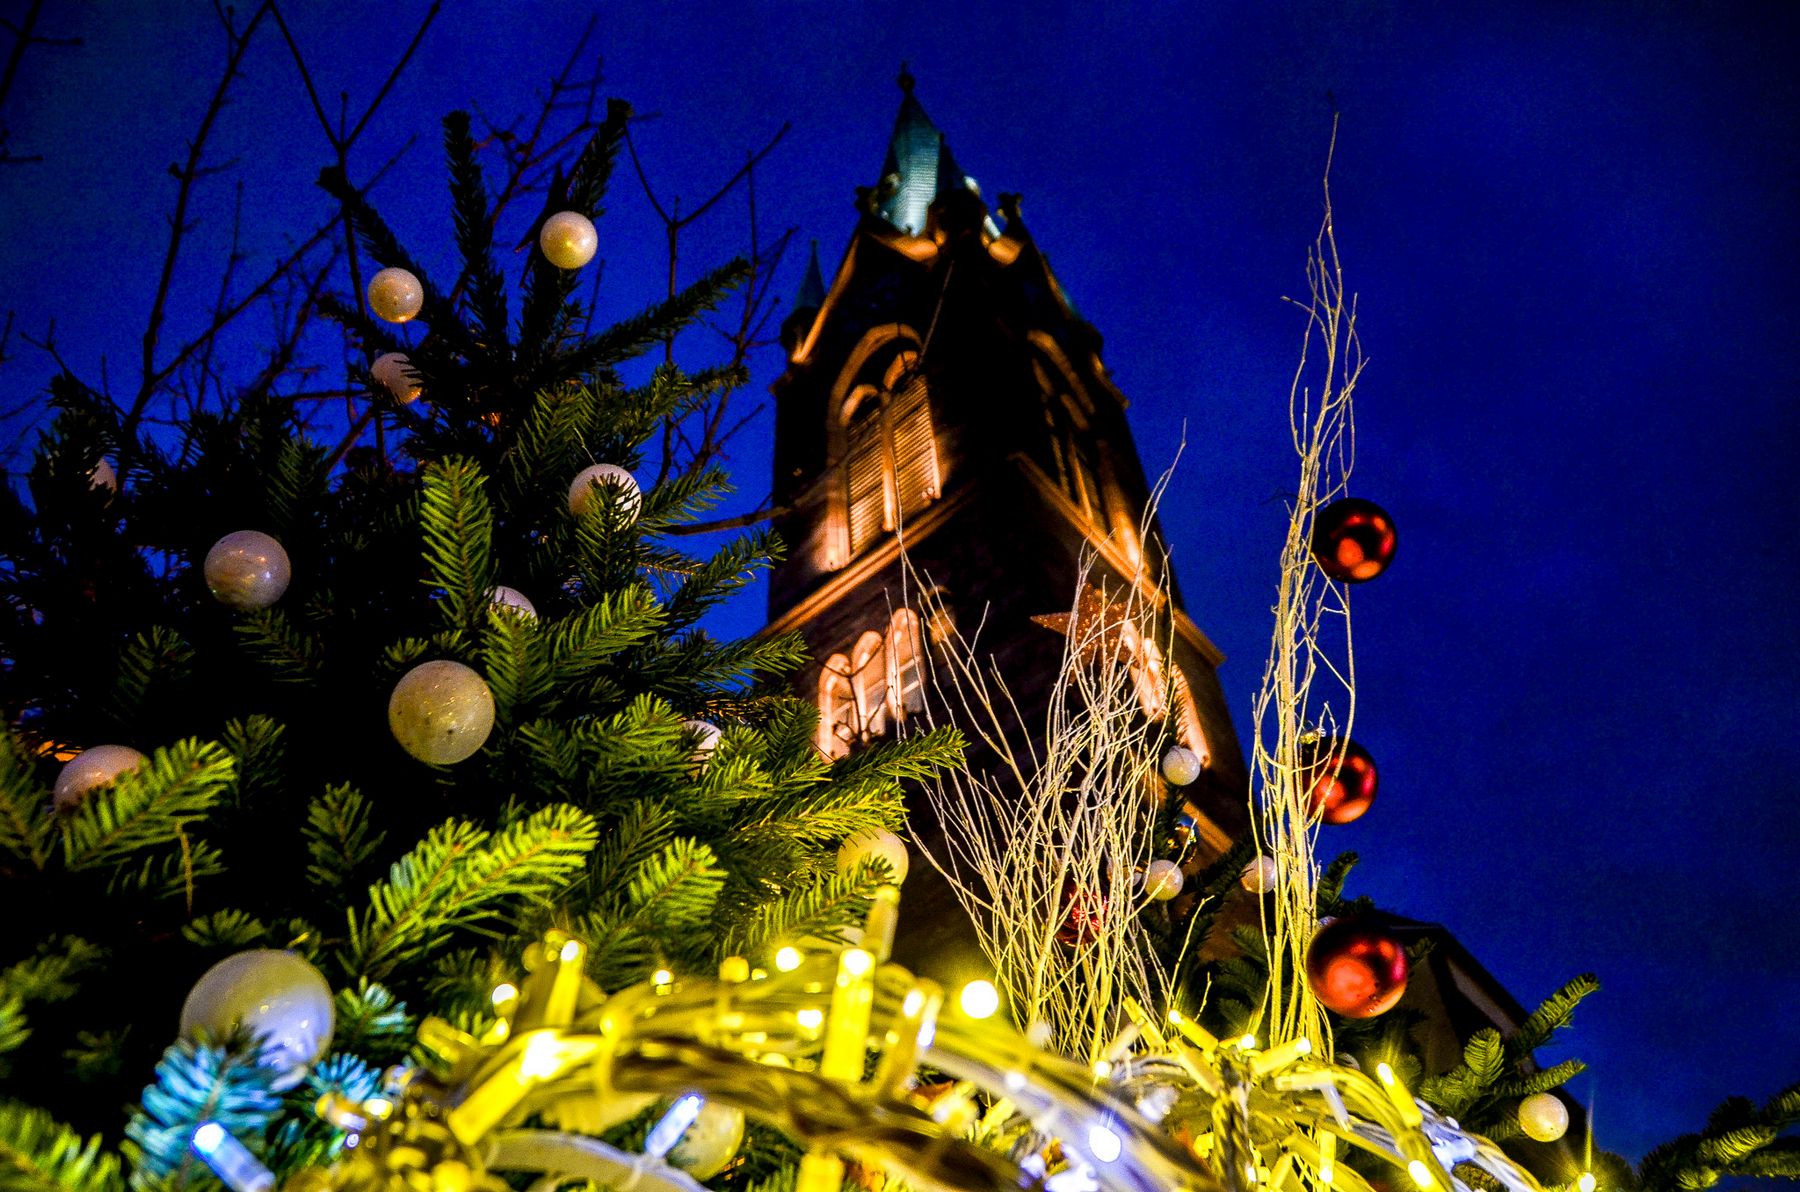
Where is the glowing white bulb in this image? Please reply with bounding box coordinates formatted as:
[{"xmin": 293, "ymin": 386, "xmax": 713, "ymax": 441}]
[
  {"xmin": 796, "ymin": 1008, "xmax": 824, "ymax": 1030},
  {"xmin": 519, "ymin": 1034, "xmax": 561, "ymax": 1080},
  {"xmin": 1087, "ymin": 1124, "xmax": 1122, "ymax": 1164},
  {"xmin": 192, "ymin": 1123, "xmax": 225, "ymax": 1154},
  {"xmin": 1237, "ymin": 1033, "xmax": 1258, "ymax": 1050},
  {"xmin": 959, "ymin": 980, "xmax": 1000, "ymax": 1019},
  {"xmin": 1578, "ymin": 1175, "xmax": 1596, "ymax": 1192},
  {"xmin": 774, "ymin": 946, "xmax": 802, "ymax": 972},
  {"xmin": 902, "ymin": 989, "xmax": 925, "ymax": 1017},
  {"xmin": 841, "ymin": 948, "xmax": 874, "ymax": 977},
  {"xmin": 490, "ymin": 983, "xmax": 517, "ymax": 1007},
  {"xmin": 652, "ymin": 969, "xmax": 673, "ymax": 987},
  {"xmin": 1407, "ymin": 1160, "xmax": 1434, "ymax": 1189}
]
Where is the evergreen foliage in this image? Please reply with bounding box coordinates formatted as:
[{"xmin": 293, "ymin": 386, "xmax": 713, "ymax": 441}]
[{"xmin": 0, "ymin": 100, "xmax": 958, "ymax": 1192}]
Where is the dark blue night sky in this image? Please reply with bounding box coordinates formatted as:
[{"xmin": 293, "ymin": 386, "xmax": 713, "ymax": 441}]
[{"xmin": 2, "ymin": 2, "xmax": 1795, "ymax": 1164}]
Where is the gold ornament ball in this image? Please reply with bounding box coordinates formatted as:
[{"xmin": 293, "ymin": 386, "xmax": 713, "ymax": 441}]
[
  {"xmin": 204, "ymin": 530, "xmax": 292, "ymax": 610},
  {"xmin": 1144, "ymin": 859, "xmax": 1184, "ymax": 901},
  {"xmin": 89, "ymin": 458, "xmax": 117, "ymax": 494},
  {"xmin": 567, "ymin": 463, "xmax": 642, "ymax": 520},
  {"xmin": 667, "ymin": 1100, "xmax": 744, "ymax": 1179},
  {"xmin": 388, "ymin": 660, "xmax": 496, "ymax": 765},
  {"xmin": 54, "ymin": 744, "xmax": 146, "ymax": 811},
  {"xmin": 488, "ymin": 585, "xmax": 537, "ymax": 620},
  {"xmin": 1518, "ymin": 1092, "xmax": 1570, "ymax": 1142},
  {"xmin": 1161, "ymin": 745, "xmax": 1202, "ymax": 786},
  {"xmin": 1240, "ymin": 855, "xmax": 1279, "ymax": 894},
  {"xmin": 367, "ymin": 266, "xmax": 424, "ymax": 323},
  {"xmin": 836, "ymin": 827, "xmax": 909, "ymax": 884},
  {"xmin": 371, "ymin": 352, "xmax": 421, "ymax": 403},
  {"xmin": 539, "ymin": 210, "xmax": 599, "ymax": 270},
  {"xmin": 180, "ymin": 949, "xmax": 333, "ymax": 1090}
]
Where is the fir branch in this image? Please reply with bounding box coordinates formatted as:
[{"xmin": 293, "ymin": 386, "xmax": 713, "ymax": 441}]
[
  {"xmin": 180, "ymin": 911, "xmax": 270, "ymax": 951},
  {"xmin": 441, "ymin": 111, "xmax": 507, "ymax": 349},
  {"xmin": 0, "ymin": 1102, "xmax": 124, "ymax": 1192},
  {"xmin": 625, "ymin": 839, "xmax": 724, "ymax": 933},
  {"xmin": 545, "ymin": 584, "xmax": 665, "ymax": 688},
  {"xmin": 0, "ymin": 733, "xmax": 52, "ymax": 869},
  {"xmin": 303, "ymin": 785, "xmax": 386, "ymax": 897},
  {"xmin": 418, "ymin": 457, "xmax": 495, "ymax": 633},
  {"xmin": 329, "ymin": 983, "xmax": 412, "ymax": 1063},
  {"xmin": 344, "ymin": 805, "xmax": 597, "ymax": 980},
  {"xmin": 125, "ymin": 1037, "xmax": 279, "ymax": 1192},
  {"xmin": 233, "ymin": 610, "xmax": 324, "ymax": 683},
  {"xmin": 1491, "ymin": 1058, "xmax": 1586, "ymax": 1098},
  {"xmin": 60, "ymin": 740, "xmax": 234, "ymax": 872},
  {"xmin": 479, "ymin": 605, "xmax": 551, "ymax": 725},
  {"xmin": 217, "ymin": 717, "xmax": 286, "ymax": 809},
  {"xmin": 106, "ymin": 628, "xmax": 195, "ymax": 730},
  {"xmin": 538, "ymin": 258, "xmax": 750, "ymax": 386},
  {"xmin": 1504, "ymin": 973, "xmax": 1599, "ymax": 1060}
]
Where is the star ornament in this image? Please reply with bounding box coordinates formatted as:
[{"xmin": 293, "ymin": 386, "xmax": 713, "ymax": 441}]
[{"xmin": 1031, "ymin": 584, "xmax": 1143, "ymax": 664}]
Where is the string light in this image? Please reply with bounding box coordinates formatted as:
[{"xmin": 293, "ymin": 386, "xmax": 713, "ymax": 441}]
[
  {"xmin": 490, "ymin": 983, "xmax": 518, "ymax": 1007},
  {"xmin": 1087, "ymin": 1124, "xmax": 1123, "ymax": 1163},
  {"xmin": 775, "ymin": 946, "xmax": 803, "ymax": 972},
  {"xmin": 959, "ymin": 980, "xmax": 1000, "ymax": 1019},
  {"xmin": 1407, "ymin": 1160, "xmax": 1435, "ymax": 1189},
  {"xmin": 1578, "ymin": 1174, "xmax": 1597, "ymax": 1192},
  {"xmin": 796, "ymin": 1008, "xmax": 824, "ymax": 1030}
]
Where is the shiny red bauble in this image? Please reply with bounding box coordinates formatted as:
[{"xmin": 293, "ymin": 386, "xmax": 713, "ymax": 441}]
[
  {"xmin": 1056, "ymin": 883, "xmax": 1107, "ymax": 946},
  {"xmin": 1298, "ymin": 736, "xmax": 1379, "ymax": 824},
  {"xmin": 1306, "ymin": 917, "xmax": 1409, "ymax": 1018},
  {"xmin": 1311, "ymin": 498, "xmax": 1397, "ymax": 583}
]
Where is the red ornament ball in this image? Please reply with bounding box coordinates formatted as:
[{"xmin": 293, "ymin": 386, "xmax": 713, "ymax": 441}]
[
  {"xmin": 1299, "ymin": 736, "xmax": 1379, "ymax": 824},
  {"xmin": 1056, "ymin": 883, "xmax": 1107, "ymax": 945},
  {"xmin": 1306, "ymin": 917, "xmax": 1409, "ymax": 1018},
  {"xmin": 1311, "ymin": 498, "xmax": 1397, "ymax": 583}
]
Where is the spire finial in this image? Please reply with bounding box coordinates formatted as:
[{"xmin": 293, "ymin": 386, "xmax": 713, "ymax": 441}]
[{"xmin": 898, "ymin": 62, "xmax": 915, "ymax": 94}]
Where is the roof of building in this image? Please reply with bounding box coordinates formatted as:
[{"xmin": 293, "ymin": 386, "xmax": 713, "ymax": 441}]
[
  {"xmin": 875, "ymin": 65, "xmax": 982, "ymax": 237},
  {"xmin": 794, "ymin": 238, "xmax": 827, "ymax": 311}
]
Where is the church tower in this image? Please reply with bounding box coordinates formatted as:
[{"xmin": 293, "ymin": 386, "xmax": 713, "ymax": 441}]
[{"xmin": 764, "ymin": 73, "xmax": 1248, "ymax": 953}]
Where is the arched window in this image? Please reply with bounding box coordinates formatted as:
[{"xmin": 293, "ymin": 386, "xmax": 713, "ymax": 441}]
[
  {"xmin": 850, "ymin": 630, "xmax": 889, "ymax": 740},
  {"xmin": 819, "ymin": 655, "xmax": 857, "ymax": 759},
  {"xmin": 887, "ymin": 608, "xmax": 925, "ymax": 718},
  {"xmin": 839, "ymin": 347, "xmax": 940, "ymax": 559}
]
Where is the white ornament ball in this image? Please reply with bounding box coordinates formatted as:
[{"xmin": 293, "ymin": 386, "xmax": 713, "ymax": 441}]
[
  {"xmin": 683, "ymin": 719, "xmax": 722, "ymax": 763},
  {"xmin": 53, "ymin": 744, "xmax": 146, "ymax": 812},
  {"xmin": 367, "ymin": 266, "xmax": 424, "ymax": 324},
  {"xmin": 539, "ymin": 211, "xmax": 599, "ymax": 270},
  {"xmin": 1161, "ymin": 745, "xmax": 1203, "ymax": 786},
  {"xmin": 1144, "ymin": 859, "xmax": 1184, "ymax": 901},
  {"xmin": 388, "ymin": 660, "xmax": 496, "ymax": 765},
  {"xmin": 1240, "ymin": 855, "xmax": 1280, "ymax": 894},
  {"xmin": 666, "ymin": 1100, "xmax": 744, "ymax": 1179},
  {"xmin": 488, "ymin": 585, "xmax": 537, "ymax": 620},
  {"xmin": 371, "ymin": 352, "xmax": 421, "ymax": 403},
  {"xmin": 204, "ymin": 530, "xmax": 292, "ymax": 611},
  {"xmin": 179, "ymin": 949, "xmax": 334, "ymax": 1090},
  {"xmin": 567, "ymin": 463, "xmax": 642, "ymax": 521},
  {"xmin": 89, "ymin": 458, "xmax": 117, "ymax": 494},
  {"xmin": 837, "ymin": 827, "xmax": 909, "ymax": 885},
  {"xmin": 1518, "ymin": 1092, "xmax": 1570, "ymax": 1143}
]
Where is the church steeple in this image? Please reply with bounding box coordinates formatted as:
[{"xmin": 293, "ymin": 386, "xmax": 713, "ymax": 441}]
[
  {"xmin": 764, "ymin": 82, "xmax": 1249, "ymax": 953},
  {"xmin": 873, "ymin": 65, "xmax": 980, "ymax": 237}
]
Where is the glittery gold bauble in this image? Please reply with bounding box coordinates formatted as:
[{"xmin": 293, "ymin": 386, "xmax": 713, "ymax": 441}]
[
  {"xmin": 1161, "ymin": 746, "xmax": 1202, "ymax": 786},
  {"xmin": 1518, "ymin": 1092, "xmax": 1570, "ymax": 1142},
  {"xmin": 837, "ymin": 827, "xmax": 909, "ymax": 884},
  {"xmin": 179, "ymin": 949, "xmax": 333, "ymax": 1090},
  {"xmin": 667, "ymin": 1100, "xmax": 744, "ymax": 1179},
  {"xmin": 567, "ymin": 463, "xmax": 641, "ymax": 521},
  {"xmin": 539, "ymin": 211, "xmax": 598, "ymax": 269},
  {"xmin": 388, "ymin": 660, "xmax": 495, "ymax": 765},
  {"xmin": 371, "ymin": 351, "xmax": 421, "ymax": 403},
  {"xmin": 367, "ymin": 266, "xmax": 424, "ymax": 323},
  {"xmin": 1144, "ymin": 859, "xmax": 1184, "ymax": 901},
  {"xmin": 54, "ymin": 744, "xmax": 146, "ymax": 811},
  {"xmin": 204, "ymin": 530, "xmax": 291, "ymax": 610}
]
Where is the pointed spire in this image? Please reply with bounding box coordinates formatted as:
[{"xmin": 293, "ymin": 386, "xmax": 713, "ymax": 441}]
[
  {"xmin": 870, "ymin": 65, "xmax": 989, "ymax": 238},
  {"xmin": 795, "ymin": 239, "xmax": 826, "ymax": 311}
]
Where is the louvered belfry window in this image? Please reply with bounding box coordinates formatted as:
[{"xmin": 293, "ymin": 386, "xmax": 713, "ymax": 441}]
[
  {"xmin": 845, "ymin": 394, "xmax": 887, "ymax": 555},
  {"xmin": 841, "ymin": 349, "xmax": 939, "ymax": 559}
]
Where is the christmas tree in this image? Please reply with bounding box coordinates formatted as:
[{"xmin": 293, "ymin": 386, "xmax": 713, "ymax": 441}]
[{"xmin": 0, "ymin": 101, "xmax": 957, "ymax": 1192}]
